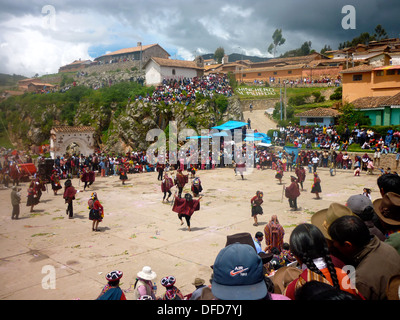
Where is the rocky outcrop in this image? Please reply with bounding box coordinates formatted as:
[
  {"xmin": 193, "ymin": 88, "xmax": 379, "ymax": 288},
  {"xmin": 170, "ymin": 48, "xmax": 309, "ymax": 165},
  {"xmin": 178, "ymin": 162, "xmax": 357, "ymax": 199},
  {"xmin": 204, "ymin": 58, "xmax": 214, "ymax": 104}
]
[{"xmin": 106, "ymin": 97, "xmax": 243, "ymax": 153}]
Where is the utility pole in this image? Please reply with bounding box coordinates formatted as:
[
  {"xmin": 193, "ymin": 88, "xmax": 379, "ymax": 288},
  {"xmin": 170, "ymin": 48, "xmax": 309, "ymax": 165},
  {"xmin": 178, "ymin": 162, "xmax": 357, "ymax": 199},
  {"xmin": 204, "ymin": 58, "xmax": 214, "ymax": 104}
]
[
  {"xmin": 284, "ymin": 81, "xmax": 287, "ymax": 120},
  {"xmin": 280, "ymin": 88, "xmax": 283, "ymax": 121},
  {"xmin": 137, "ymin": 42, "xmax": 142, "ymax": 70}
]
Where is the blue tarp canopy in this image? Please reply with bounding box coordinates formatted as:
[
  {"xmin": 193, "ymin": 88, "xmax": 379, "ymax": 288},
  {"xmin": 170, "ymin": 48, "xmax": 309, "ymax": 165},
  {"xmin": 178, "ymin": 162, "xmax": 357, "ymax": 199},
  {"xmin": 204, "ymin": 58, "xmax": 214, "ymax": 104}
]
[
  {"xmin": 246, "ymin": 132, "xmax": 271, "ymax": 144},
  {"xmin": 211, "ymin": 120, "xmax": 249, "ymax": 130},
  {"xmin": 284, "ymin": 146, "xmax": 300, "ymax": 162},
  {"xmin": 244, "ymin": 136, "xmax": 264, "ymax": 141},
  {"xmin": 211, "ymin": 131, "xmax": 229, "ymax": 137},
  {"xmin": 186, "ymin": 136, "xmax": 211, "ymax": 139}
]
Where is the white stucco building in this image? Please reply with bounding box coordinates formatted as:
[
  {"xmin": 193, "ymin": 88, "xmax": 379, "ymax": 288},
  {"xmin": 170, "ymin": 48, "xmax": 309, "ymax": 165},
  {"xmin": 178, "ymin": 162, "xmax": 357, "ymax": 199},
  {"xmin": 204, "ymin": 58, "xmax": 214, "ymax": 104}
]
[{"xmin": 144, "ymin": 57, "xmax": 204, "ymax": 86}]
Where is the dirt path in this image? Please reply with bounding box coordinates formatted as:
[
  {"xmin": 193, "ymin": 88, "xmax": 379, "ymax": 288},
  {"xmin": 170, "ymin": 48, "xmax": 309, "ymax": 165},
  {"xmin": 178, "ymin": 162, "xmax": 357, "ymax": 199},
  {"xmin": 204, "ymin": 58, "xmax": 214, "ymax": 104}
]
[{"xmin": 243, "ymin": 109, "xmax": 278, "ymax": 133}]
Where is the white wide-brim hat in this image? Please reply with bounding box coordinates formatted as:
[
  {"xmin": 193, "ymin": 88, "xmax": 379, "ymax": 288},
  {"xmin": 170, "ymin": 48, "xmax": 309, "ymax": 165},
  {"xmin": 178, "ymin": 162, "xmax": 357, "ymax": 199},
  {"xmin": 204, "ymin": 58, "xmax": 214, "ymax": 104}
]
[{"xmin": 137, "ymin": 266, "xmax": 157, "ymax": 280}]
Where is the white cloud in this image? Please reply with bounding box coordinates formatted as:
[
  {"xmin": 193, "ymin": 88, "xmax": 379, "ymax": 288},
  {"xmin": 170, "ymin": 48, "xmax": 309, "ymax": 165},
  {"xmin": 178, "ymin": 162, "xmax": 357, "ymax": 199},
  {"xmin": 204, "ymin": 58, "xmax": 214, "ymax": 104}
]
[
  {"xmin": 0, "ymin": 10, "xmax": 133, "ymax": 76},
  {"xmin": 221, "ymin": 5, "xmax": 253, "ymax": 18}
]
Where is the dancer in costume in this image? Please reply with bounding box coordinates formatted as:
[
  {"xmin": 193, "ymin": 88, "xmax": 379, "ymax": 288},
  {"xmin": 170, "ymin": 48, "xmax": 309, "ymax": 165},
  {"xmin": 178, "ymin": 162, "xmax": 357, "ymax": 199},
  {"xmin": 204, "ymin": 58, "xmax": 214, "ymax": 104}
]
[
  {"xmin": 250, "ymin": 191, "xmax": 264, "ymax": 226},
  {"xmin": 26, "ymin": 179, "xmax": 39, "ymax": 212},
  {"xmin": 63, "ymin": 179, "xmax": 77, "ymax": 219},
  {"xmin": 191, "ymin": 176, "xmax": 203, "ymax": 197},
  {"xmin": 172, "ymin": 193, "xmax": 201, "ymax": 231},
  {"xmin": 285, "ymin": 176, "xmax": 300, "ymax": 211},
  {"xmin": 119, "ymin": 165, "xmax": 128, "ymax": 185},
  {"xmin": 33, "ymin": 175, "xmax": 46, "ymax": 203},
  {"xmin": 88, "ymin": 192, "xmax": 104, "ymax": 231},
  {"xmin": 175, "ymin": 169, "xmax": 188, "ymax": 198},
  {"xmin": 311, "ymin": 172, "xmax": 322, "ymax": 199},
  {"xmin": 81, "ymin": 166, "xmax": 95, "ymax": 190},
  {"xmin": 235, "ymin": 161, "xmax": 246, "ymax": 180},
  {"xmin": 156, "ymin": 162, "xmax": 165, "ymax": 181},
  {"xmin": 295, "ymin": 165, "xmax": 306, "ymax": 191},
  {"xmin": 97, "ymin": 270, "xmax": 126, "ymax": 300},
  {"xmin": 275, "ymin": 165, "xmax": 283, "ymax": 185},
  {"xmin": 161, "ymin": 173, "xmax": 174, "ymax": 203},
  {"xmin": 50, "ymin": 170, "xmax": 62, "ymax": 195}
]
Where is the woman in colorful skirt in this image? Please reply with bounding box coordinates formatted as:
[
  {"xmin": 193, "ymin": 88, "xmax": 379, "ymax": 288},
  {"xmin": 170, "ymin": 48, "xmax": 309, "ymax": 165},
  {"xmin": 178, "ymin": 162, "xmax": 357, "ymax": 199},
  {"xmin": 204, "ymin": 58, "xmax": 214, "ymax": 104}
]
[
  {"xmin": 311, "ymin": 172, "xmax": 322, "ymax": 199},
  {"xmin": 251, "ymin": 191, "xmax": 264, "ymax": 226},
  {"xmin": 26, "ymin": 180, "xmax": 39, "ymax": 212},
  {"xmin": 88, "ymin": 192, "xmax": 104, "ymax": 231},
  {"xmin": 50, "ymin": 170, "xmax": 62, "ymax": 195},
  {"xmin": 119, "ymin": 165, "xmax": 128, "ymax": 185}
]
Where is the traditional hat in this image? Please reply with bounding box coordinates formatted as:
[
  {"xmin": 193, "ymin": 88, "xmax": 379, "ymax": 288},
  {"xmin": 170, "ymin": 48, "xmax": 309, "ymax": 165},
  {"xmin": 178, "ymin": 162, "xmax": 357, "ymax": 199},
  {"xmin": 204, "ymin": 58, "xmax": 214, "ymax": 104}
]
[
  {"xmin": 105, "ymin": 270, "xmax": 123, "ymax": 281},
  {"xmin": 137, "ymin": 266, "xmax": 157, "ymax": 280},
  {"xmin": 226, "ymin": 232, "xmax": 257, "ymax": 251},
  {"xmin": 386, "ymin": 274, "xmax": 400, "ymax": 300},
  {"xmin": 161, "ymin": 275, "xmax": 176, "ymax": 288},
  {"xmin": 311, "ymin": 203, "xmax": 355, "ymax": 240},
  {"xmin": 373, "ymin": 192, "xmax": 400, "ymax": 226},
  {"xmin": 192, "ymin": 277, "xmax": 205, "ymax": 286},
  {"xmin": 271, "ymin": 266, "xmax": 302, "ymax": 294}
]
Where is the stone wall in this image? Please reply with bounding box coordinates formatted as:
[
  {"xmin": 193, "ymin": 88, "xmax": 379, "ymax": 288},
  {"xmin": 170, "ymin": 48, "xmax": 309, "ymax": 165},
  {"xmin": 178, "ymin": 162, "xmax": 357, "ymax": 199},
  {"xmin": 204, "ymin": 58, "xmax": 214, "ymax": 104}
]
[
  {"xmin": 239, "ymin": 98, "xmax": 280, "ymax": 112},
  {"xmin": 74, "ymin": 61, "xmax": 144, "ymax": 88},
  {"xmin": 318, "ymin": 151, "xmax": 398, "ymax": 171}
]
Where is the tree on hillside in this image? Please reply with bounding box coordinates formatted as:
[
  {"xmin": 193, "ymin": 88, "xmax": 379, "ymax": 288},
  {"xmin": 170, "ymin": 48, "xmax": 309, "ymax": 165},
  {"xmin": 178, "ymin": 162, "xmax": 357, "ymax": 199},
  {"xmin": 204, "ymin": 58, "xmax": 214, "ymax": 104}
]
[
  {"xmin": 374, "ymin": 24, "xmax": 388, "ymax": 41},
  {"xmin": 281, "ymin": 41, "xmax": 312, "ymax": 58},
  {"xmin": 320, "ymin": 44, "xmax": 332, "ymax": 54},
  {"xmin": 214, "ymin": 47, "xmax": 225, "ymax": 63},
  {"xmin": 338, "ymin": 25, "xmax": 388, "ymax": 49},
  {"xmin": 268, "ymin": 29, "xmax": 286, "ymax": 57}
]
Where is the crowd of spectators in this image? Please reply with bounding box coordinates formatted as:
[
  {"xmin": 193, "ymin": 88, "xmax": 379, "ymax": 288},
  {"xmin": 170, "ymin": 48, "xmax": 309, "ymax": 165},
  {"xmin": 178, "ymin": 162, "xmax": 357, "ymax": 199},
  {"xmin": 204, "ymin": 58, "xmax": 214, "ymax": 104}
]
[
  {"xmin": 274, "ymin": 124, "xmax": 400, "ymax": 155},
  {"xmin": 135, "ymin": 74, "xmax": 233, "ymax": 106},
  {"xmin": 267, "ymin": 76, "xmax": 341, "ymax": 87}
]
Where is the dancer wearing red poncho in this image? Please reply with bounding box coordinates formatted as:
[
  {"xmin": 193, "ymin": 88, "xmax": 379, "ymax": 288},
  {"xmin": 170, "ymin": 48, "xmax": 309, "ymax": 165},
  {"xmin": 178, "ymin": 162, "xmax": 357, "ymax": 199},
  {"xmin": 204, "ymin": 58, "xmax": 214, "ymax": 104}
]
[
  {"xmin": 63, "ymin": 179, "xmax": 77, "ymax": 219},
  {"xmin": 172, "ymin": 193, "xmax": 201, "ymax": 231}
]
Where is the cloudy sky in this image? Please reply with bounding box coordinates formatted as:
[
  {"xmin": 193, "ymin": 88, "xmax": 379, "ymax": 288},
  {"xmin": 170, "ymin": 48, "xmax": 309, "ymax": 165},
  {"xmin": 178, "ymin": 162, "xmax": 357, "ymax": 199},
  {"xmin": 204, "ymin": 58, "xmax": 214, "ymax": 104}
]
[{"xmin": 0, "ymin": 0, "xmax": 399, "ymax": 77}]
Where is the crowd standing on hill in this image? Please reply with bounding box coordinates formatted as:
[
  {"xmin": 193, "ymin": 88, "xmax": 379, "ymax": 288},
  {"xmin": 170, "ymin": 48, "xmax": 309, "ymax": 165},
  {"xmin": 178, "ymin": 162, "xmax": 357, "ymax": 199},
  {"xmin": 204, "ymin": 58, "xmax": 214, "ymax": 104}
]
[{"xmin": 135, "ymin": 74, "xmax": 233, "ymax": 105}]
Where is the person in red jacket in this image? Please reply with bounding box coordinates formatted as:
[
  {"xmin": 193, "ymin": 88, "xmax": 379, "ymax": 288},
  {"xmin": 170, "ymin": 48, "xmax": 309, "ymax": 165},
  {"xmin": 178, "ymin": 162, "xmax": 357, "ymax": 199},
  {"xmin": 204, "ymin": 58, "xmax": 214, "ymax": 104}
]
[
  {"xmin": 63, "ymin": 179, "xmax": 77, "ymax": 219},
  {"xmin": 172, "ymin": 193, "xmax": 201, "ymax": 231},
  {"xmin": 161, "ymin": 173, "xmax": 174, "ymax": 203},
  {"xmin": 285, "ymin": 176, "xmax": 301, "ymax": 211},
  {"xmin": 295, "ymin": 165, "xmax": 306, "ymax": 191}
]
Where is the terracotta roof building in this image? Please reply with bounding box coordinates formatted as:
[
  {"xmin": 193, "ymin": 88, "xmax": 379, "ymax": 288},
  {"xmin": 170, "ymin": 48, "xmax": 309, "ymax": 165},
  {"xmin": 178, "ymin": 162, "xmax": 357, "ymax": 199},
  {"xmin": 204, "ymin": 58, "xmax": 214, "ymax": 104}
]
[
  {"xmin": 27, "ymin": 82, "xmax": 56, "ymax": 93},
  {"xmin": 350, "ymin": 92, "xmax": 400, "ymax": 126},
  {"xmin": 51, "ymin": 126, "xmax": 95, "ymax": 133},
  {"xmin": 94, "ymin": 43, "xmax": 170, "ymax": 65},
  {"xmin": 341, "ymin": 64, "xmax": 400, "ymax": 103},
  {"xmin": 58, "ymin": 59, "xmax": 93, "ymax": 73}
]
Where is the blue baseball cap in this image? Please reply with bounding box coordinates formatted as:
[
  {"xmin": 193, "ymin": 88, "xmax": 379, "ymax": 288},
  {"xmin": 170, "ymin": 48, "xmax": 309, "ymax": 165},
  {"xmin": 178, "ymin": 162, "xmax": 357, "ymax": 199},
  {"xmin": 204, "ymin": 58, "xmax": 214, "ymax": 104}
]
[{"xmin": 211, "ymin": 243, "xmax": 267, "ymax": 300}]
